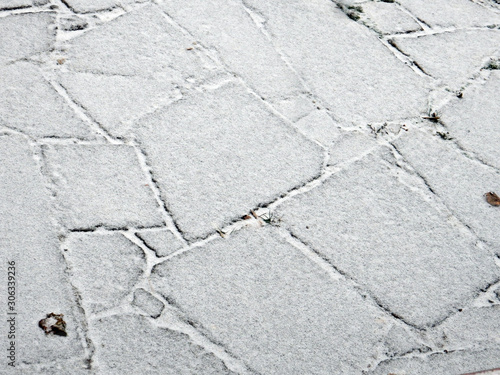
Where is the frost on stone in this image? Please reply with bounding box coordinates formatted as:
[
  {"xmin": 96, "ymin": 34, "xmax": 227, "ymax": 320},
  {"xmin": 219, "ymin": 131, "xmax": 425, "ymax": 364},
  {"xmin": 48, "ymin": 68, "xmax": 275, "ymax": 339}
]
[
  {"xmin": 43, "ymin": 144, "xmax": 163, "ymax": 230},
  {"xmin": 133, "ymin": 82, "xmax": 324, "ymax": 240},
  {"xmin": 0, "ymin": 12, "xmax": 54, "ymax": 65},
  {"xmin": 90, "ymin": 314, "xmax": 235, "ymax": 374},
  {"xmin": 391, "ymin": 30, "xmax": 500, "ymax": 90},
  {"xmin": 61, "ymin": 0, "xmax": 118, "ymax": 13},
  {"xmin": 361, "ymin": 1, "xmax": 422, "ymax": 35},
  {"xmin": 440, "ymin": 71, "xmax": 500, "ymax": 171},
  {"xmin": 382, "ymin": 325, "xmax": 428, "ymax": 357},
  {"xmin": 65, "ymin": 233, "xmax": 146, "ymax": 314},
  {"xmin": 132, "ymin": 288, "xmax": 165, "ymax": 318},
  {"xmin": 393, "ymin": 130, "xmax": 500, "ymax": 250},
  {"xmin": 242, "ymin": 0, "xmax": 428, "ymax": 124},
  {"xmin": 277, "ymin": 149, "xmax": 499, "ymax": 328},
  {"xmin": 151, "ymin": 227, "xmax": 390, "ymax": 374},
  {"xmin": 398, "ymin": 0, "xmax": 500, "ymax": 28},
  {"xmin": 327, "ymin": 129, "xmax": 379, "ymax": 166},
  {"xmin": 0, "ymin": 62, "xmax": 94, "ymax": 139},
  {"xmin": 135, "ymin": 229, "xmax": 184, "ymax": 258},
  {"xmin": 294, "ymin": 110, "xmax": 341, "ymax": 147},
  {"xmin": 0, "ymin": 0, "xmax": 48, "ymax": 10},
  {"xmin": 65, "ymin": 4, "xmax": 214, "ymax": 79}
]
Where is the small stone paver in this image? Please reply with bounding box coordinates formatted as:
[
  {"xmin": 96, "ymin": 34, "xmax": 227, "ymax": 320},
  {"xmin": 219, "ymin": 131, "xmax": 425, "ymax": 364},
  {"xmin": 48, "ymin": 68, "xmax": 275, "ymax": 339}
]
[
  {"xmin": 0, "ymin": 62, "xmax": 94, "ymax": 139},
  {"xmin": 135, "ymin": 229, "xmax": 184, "ymax": 257},
  {"xmin": 0, "ymin": 12, "xmax": 54, "ymax": 65},
  {"xmin": 90, "ymin": 314, "xmax": 235, "ymax": 374},
  {"xmin": 65, "ymin": 233, "xmax": 146, "ymax": 314},
  {"xmin": 440, "ymin": 71, "xmax": 500, "ymax": 171},
  {"xmin": 393, "ymin": 129, "xmax": 500, "ymax": 250},
  {"xmin": 151, "ymin": 227, "xmax": 391, "ymax": 374},
  {"xmin": 398, "ymin": 0, "xmax": 500, "ymax": 28},
  {"xmin": 391, "ymin": 30, "xmax": 500, "ymax": 90},
  {"xmin": 134, "ymin": 82, "xmax": 324, "ymax": 240},
  {"xmin": 42, "ymin": 144, "xmax": 163, "ymax": 229},
  {"xmin": 276, "ymin": 148, "xmax": 499, "ymax": 328},
  {"xmin": 362, "ymin": 1, "xmax": 422, "ymax": 35},
  {"xmin": 0, "ymin": 134, "xmax": 85, "ymax": 366},
  {"xmin": 132, "ymin": 288, "xmax": 165, "ymax": 318},
  {"xmin": 243, "ymin": 0, "xmax": 429, "ymax": 124}
]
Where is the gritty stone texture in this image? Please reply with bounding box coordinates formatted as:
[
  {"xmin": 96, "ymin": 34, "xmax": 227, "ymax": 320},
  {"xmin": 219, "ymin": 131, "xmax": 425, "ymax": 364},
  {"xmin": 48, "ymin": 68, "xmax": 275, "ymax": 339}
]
[
  {"xmin": 151, "ymin": 227, "xmax": 391, "ymax": 374},
  {"xmin": 382, "ymin": 325, "xmax": 427, "ymax": 357},
  {"xmin": 0, "ymin": 134, "xmax": 85, "ymax": 366},
  {"xmin": 132, "ymin": 288, "xmax": 165, "ymax": 318},
  {"xmin": 362, "ymin": 1, "xmax": 422, "ymax": 34},
  {"xmin": 134, "ymin": 82, "xmax": 324, "ymax": 240},
  {"xmin": 370, "ymin": 348, "xmax": 500, "ymax": 375},
  {"xmin": 327, "ymin": 129, "xmax": 379, "ymax": 166},
  {"xmin": 62, "ymin": 0, "xmax": 118, "ymax": 13},
  {"xmin": 135, "ymin": 229, "xmax": 184, "ymax": 257},
  {"xmin": 392, "ymin": 30, "xmax": 500, "ymax": 90},
  {"xmin": 393, "ymin": 130, "xmax": 500, "ymax": 250},
  {"xmin": 65, "ymin": 233, "xmax": 146, "ymax": 314},
  {"xmin": 91, "ymin": 314, "xmax": 235, "ymax": 374},
  {"xmin": 398, "ymin": 0, "xmax": 500, "ymax": 28},
  {"xmin": 0, "ymin": 62, "xmax": 94, "ymax": 139},
  {"xmin": 0, "ymin": 0, "xmax": 48, "ymax": 10},
  {"xmin": 159, "ymin": 0, "xmax": 302, "ymax": 102},
  {"xmin": 294, "ymin": 110, "xmax": 341, "ymax": 147},
  {"xmin": 277, "ymin": 149, "xmax": 499, "ymax": 328},
  {"xmin": 440, "ymin": 71, "xmax": 500, "ymax": 170},
  {"xmin": 43, "ymin": 144, "xmax": 163, "ymax": 229},
  {"xmin": 242, "ymin": 0, "xmax": 429, "ymax": 124},
  {"xmin": 0, "ymin": 12, "xmax": 54, "ymax": 65}
]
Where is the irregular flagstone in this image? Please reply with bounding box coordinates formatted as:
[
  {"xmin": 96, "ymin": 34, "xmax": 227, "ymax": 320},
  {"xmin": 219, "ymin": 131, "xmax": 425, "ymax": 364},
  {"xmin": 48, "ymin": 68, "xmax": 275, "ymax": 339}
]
[
  {"xmin": 90, "ymin": 314, "xmax": 235, "ymax": 374},
  {"xmin": 135, "ymin": 229, "xmax": 184, "ymax": 258},
  {"xmin": 392, "ymin": 130, "xmax": 500, "ymax": 250},
  {"xmin": 42, "ymin": 144, "xmax": 163, "ymax": 229},
  {"xmin": 362, "ymin": 1, "xmax": 422, "ymax": 35},
  {"xmin": 276, "ymin": 149, "xmax": 499, "ymax": 328},
  {"xmin": 65, "ymin": 233, "xmax": 146, "ymax": 314},
  {"xmin": 66, "ymin": 4, "xmax": 215, "ymax": 78},
  {"xmin": 132, "ymin": 288, "xmax": 165, "ymax": 318},
  {"xmin": 440, "ymin": 71, "xmax": 500, "ymax": 171},
  {"xmin": 398, "ymin": 0, "xmax": 500, "ymax": 28},
  {"xmin": 0, "ymin": 62, "xmax": 94, "ymax": 139},
  {"xmin": 133, "ymin": 82, "xmax": 324, "ymax": 240},
  {"xmin": 370, "ymin": 348, "xmax": 500, "ymax": 375},
  {"xmin": 0, "ymin": 0, "xmax": 48, "ymax": 10},
  {"xmin": 0, "ymin": 134, "xmax": 85, "ymax": 366},
  {"xmin": 151, "ymin": 227, "xmax": 391, "ymax": 374},
  {"xmin": 391, "ymin": 30, "xmax": 500, "ymax": 90},
  {"xmin": 158, "ymin": 0, "xmax": 303, "ymax": 102},
  {"xmin": 0, "ymin": 12, "xmax": 54, "ymax": 65},
  {"xmin": 58, "ymin": 72, "xmax": 180, "ymax": 137},
  {"xmin": 242, "ymin": 0, "xmax": 429, "ymax": 124}
]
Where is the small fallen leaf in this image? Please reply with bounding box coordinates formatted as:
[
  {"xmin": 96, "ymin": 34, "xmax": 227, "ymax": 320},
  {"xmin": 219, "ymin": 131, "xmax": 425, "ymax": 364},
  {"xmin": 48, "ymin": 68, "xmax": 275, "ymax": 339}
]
[
  {"xmin": 242, "ymin": 215, "xmax": 252, "ymax": 220},
  {"xmin": 186, "ymin": 47, "xmax": 193, "ymax": 50},
  {"xmin": 485, "ymin": 192, "xmax": 500, "ymax": 206},
  {"xmin": 57, "ymin": 58, "xmax": 65, "ymax": 65},
  {"xmin": 39, "ymin": 313, "xmax": 67, "ymax": 336}
]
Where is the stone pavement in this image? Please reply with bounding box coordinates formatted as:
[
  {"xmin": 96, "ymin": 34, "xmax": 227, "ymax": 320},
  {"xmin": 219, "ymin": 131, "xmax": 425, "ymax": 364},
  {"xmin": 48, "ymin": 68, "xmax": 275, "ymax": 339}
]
[{"xmin": 1, "ymin": 0, "xmax": 500, "ymax": 374}]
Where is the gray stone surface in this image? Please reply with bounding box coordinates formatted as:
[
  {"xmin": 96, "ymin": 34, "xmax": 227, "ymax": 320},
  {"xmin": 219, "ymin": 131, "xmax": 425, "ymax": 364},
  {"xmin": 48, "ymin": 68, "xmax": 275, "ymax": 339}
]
[
  {"xmin": 61, "ymin": 0, "xmax": 118, "ymax": 13},
  {"xmin": 392, "ymin": 30, "xmax": 500, "ymax": 90},
  {"xmin": 151, "ymin": 227, "xmax": 390, "ymax": 374},
  {"xmin": 0, "ymin": 62, "xmax": 94, "ymax": 139},
  {"xmin": 393, "ymin": 130, "xmax": 500, "ymax": 250},
  {"xmin": 440, "ymin": 71, "xmax": 500, "ymax": 170},
  {"xmin": 276, "ymin": 149, "xmax": 499, "ymax": 328},
  {"xmin": 362, "ymin": 1, "xmax": 422, "ymax": 35},
  {"xmin": 132, "ymin": 288, "xmax": 165, "ymax": 318},
  {"xmin": 0, "ymin": 12, "xmax": 54, "ymax": 65},
  {"xmin": 134, "ymin": 82, "xmax": 324, "ymax": 240},
  {"xmin": 65, "ymin": 233, "xmax": 146, "ymax": 314},
  {"xmin": 135, "ymin": 229, "xmax": 184, "ymax": 257},
  {"xmin": 0, "ymin": 0, "xmax": 48, "ymax": 10},
  {"xmin": 0, "ymin": 134, "xmax": 86, "ymax": 367},
  {"xmin": 90, "ymin": 314, "xmax": 235, "ymax": 374},
  {"xmin": 42, "ymin": 144, "xmax": 163, "ymax": 229}
]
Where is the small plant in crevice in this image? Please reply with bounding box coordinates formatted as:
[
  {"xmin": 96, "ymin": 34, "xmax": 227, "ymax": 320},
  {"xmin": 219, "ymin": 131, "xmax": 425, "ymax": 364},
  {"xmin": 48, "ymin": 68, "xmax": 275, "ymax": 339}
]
[
  {"xmin": 337, "ymin": 4, "xmax": 363, "ymax": 21},
  {"xmin": 259, "ymin": 211, "xmax": 282, "ymax": 227},
  {"xmin": 484, "ymin": 58, "xmax": 500, "ymax": 70}
]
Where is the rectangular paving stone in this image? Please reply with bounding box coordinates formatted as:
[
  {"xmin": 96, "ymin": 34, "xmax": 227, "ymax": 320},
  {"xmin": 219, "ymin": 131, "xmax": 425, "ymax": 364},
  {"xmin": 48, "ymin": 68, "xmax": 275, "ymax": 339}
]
[
  {"xmin": 276, "ymin": 148, "xmax": 499, "ymax": 328},
  {"xmin": 151, "ymin": 227, "xmax": 391, "ymax": 374},
  {"xmin": 0, "ymin": 62, "xmax": 94, "ymax": 139},
  {"xmin": 393, "ymin": 130, "xmax": 500, "ymax": 251},
  {"xmin": 391, "ymin": 30, "xmax": 500, "ymax": 90},
  {"xmin": 242, "ymin": 0, "xmax": 428, "ymax": 124},
  {"xmin": 90, "ymin": 314, "xmax": 235, "ymax": 374},
  {"xmin": 42, "ymin": 144, "xmax": 163, "ymax": 230},
  {"xmin": 0, "ymin": 134, "xmax": 86, "ymax": 366},
  {"xmin": 133, "ymin": 81, "xmax": 324, "ymax": 240},
  {"xmin": 440, "ymin": 71, "xmax": 500, "ymax": 171},
  {"xmin": 0, "ymin": 12, "xmax": 54, "ymax": 65}
]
